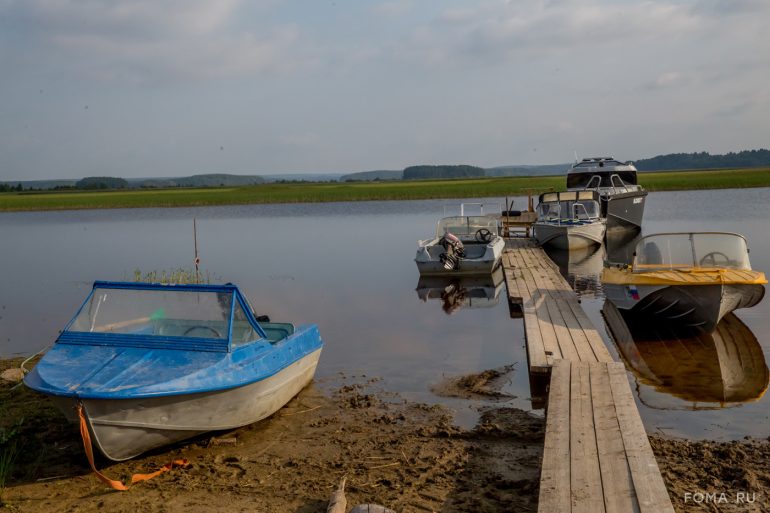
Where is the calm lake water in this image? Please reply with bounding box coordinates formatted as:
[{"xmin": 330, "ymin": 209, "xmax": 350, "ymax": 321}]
[{"xmin": 1, "ymin": 188, "xmax": 769, "ymax": 440}]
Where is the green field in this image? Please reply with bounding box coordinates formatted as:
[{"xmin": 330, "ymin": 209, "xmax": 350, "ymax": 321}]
[{"xmin": 1, "ymin": 167, "xmax": 769, "ymax": 212}]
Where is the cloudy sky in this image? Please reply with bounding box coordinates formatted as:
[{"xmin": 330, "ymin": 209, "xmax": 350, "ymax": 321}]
[{"xmin": 1, "ymin": 0, "xmax": 769, "ymax": 180}]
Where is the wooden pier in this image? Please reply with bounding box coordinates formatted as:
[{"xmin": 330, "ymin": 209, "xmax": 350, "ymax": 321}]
[{"xmin": 501, "ymin": 238, "xmax": 674, "ymax": 513}]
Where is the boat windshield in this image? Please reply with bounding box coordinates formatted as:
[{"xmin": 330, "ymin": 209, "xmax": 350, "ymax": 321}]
[
  {"xmin": 633, "ymin": 233, "xmax": 751, "ymax": 272},
  {"xmin": 67, "ymin": 286, "xmax": 236, "ymax": 339},
  {"xmin": 436, "ymin": 216, "xmax": 498, "ymax": 238},
  {"xmin": 537, "ymin": 200, "xmax": 600, "ymax": 221},
  {"xmin": 567, "ymin": 170, "xmax": 638, "ymax": 189}
]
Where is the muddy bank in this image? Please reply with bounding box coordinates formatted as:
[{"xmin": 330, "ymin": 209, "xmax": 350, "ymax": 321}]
[
  {"xmin": 651, "ymin": 436, "xmax": 770, "ymax": 512},
  {"xmin": 0, "ymin": 362, "xmax": 544, "ymax": 513}
]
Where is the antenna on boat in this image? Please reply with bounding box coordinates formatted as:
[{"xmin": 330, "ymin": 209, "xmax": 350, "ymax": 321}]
[
  {"xmin": 573, "ymin": 150, "xmax": 579, "ymax": 164},
  {"xmin": 193, "ymin": 218, "xmax": 200, "ymax": 284}
]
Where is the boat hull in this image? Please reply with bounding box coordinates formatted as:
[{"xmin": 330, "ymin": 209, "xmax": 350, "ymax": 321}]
[
  {"xmin": 533, "ymin": 221, "xmax": 606, "ymax": 250},
  {"xmin": 415, "ymin": 237, "xmax": 504, "ymax": 276},
  {"xmin": 604, "ymin": 283, "xmax": 765, "ymax": 332},
  {"xmin": 52, "ymin": 348, "xmax": 322, "ymax": 461},
  {"xmin": 602, "ymin": 190, "xmax": 647, "ymax": 232}
]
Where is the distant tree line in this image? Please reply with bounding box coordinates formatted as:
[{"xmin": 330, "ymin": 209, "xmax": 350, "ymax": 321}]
[
  {"xmin": 0, "ymin": 183, "xmax": 22, "ymax": 192},
  {"xmin": 635, "ymin": 149, "xmax": 770, "ymax": 171},
  {"xmin": 75, "ymin": 176, "xmax": 130, "ymax": 189},
  {"xmin": 403, "ymin": 165, "xmax": 485, "ymax": 180}
]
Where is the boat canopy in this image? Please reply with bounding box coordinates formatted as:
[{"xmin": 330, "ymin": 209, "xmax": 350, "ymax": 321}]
[
  {"xmin": 61, "ymin": 281, "xmax": 269, "ymax": 352},
  {"xmin": 537, "ymin": 190, "xmax": 601, "ymax": 222},
  {"xmin": 436, "ymin": 215, "xmax": 499, "ymax": 238},
  {"xmin": 633, "ymin": 233, "xmax": 752, "ymax": 272}
]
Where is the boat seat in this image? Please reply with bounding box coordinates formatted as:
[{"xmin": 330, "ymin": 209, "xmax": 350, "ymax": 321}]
[{"xmin": 260, "ymin": 322, "xmax": 295, "ymax": 343}]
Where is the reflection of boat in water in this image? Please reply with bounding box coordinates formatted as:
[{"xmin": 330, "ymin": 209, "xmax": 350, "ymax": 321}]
[
  {"xmin": 533, "ymin": 191, "xmax": 606, "ymax": 249},
  {"xmin": 545, "ymin": 244, "xmax": 605, "ymax": 298},
  {"xmin": 566, "ymin": 157, "xmax": 647, "ymax": 233},
  {"xmin": 603, "ymin": 301, "xmax": 769, "ymax": 406},
  {"xmin": 602, "ymin": 232, "xmax": 766, "ymax": 331},
  {"xmin": 416, "ymin": 266, "xmax": 505, "ymax": 314},
  {"xmin": 415, "ymin": 205, "xmax": 504, "ymax": 276},
  {"xmin": 25, "ymin": 281, "xmax": 323, "ymax": 461}
]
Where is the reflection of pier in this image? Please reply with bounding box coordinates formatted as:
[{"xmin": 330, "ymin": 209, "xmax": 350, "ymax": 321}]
[
  {"xmin": 603, "ymin": 303, "xmax": 769, "ymax": 407},
  {"xmin": 502, "ymin": 238, "xmax": 674, "ymax": 512}
]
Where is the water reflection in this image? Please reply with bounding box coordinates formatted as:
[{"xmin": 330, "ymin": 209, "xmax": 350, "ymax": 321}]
[
  {"xmin": 546, "ymin": 244, "xmax": 605, "ymax": 298},
  {"xmin": 603, "ymin": 301, "xmax": 769, "ymax": 408},
  {"xmin": 416, "ymin": 266, "xmax": 504, "ymax": 315}
]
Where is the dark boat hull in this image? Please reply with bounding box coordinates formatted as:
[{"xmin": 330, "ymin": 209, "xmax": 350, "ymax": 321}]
[
  {"xmin": 609, "ymin": 283, "xmax": 765, "ymax": 332},
  {"xmin": 601, "ymin": 190, "xmax": 647, "ymax": 232}
]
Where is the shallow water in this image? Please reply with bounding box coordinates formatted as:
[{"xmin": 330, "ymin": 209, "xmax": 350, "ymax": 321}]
[{"xmin": 1, "ymin": 188, "xmax": 769, "ymax": 439}]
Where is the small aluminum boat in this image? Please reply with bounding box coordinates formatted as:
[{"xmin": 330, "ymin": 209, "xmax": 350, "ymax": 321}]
[
  {"xmin": 24, "ymin": 281, "xmax": 323, "ymax": 461},
  {"xmin": 602, "ymin": 232, "xmax": 766, "ymax": 331},
  {"xmin": 533, "ymin": 190, "xmax": 606, "ymax": 250},
  {"xmin": 415, "ymin": 206, "xmax": 504, "ymax": 276}
]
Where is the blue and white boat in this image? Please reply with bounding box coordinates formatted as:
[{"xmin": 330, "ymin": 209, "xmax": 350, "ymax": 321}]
[{"xmin": 24, "ymin": 281, "xmax": 323, "ymax": 461}]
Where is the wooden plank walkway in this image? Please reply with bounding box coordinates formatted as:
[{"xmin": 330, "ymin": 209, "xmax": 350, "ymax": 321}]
[
  {"xmin": 538, "ymin": 361, "xmax": 674, "ymax": 513},
  {"xmin": 502, "ymin": 238, "xmax": 613, "ymax": 374},
  {"xmin": 501, "ymin": 238, "xmax": 674, "ymax": 512}
]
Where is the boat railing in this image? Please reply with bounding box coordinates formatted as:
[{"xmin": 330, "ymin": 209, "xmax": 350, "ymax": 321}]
[{"xmin": 443, "ymin": 202, "xmax": 501, "ymax": 217}]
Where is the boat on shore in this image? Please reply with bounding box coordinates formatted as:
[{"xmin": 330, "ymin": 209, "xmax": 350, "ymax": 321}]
[
  {"xmin": 24, "ymin": 281, "xmax": 323, "ymax": 461},
  {"xmin": 603, "ymin": 301, "xmax": 769, "ymax": 407},
  {"xmin": 566, "ymin": 157, "xmax": 647, "ymax": 232},
  {"xmin": 602, "ymin": 232, "xmax": 766, "ymax": 331},
  {"xmin": 415, "ymin": 205, "xmax": 504, "ymax": 276},
  {"xmin": 532, "ymin": 190, "xmax": 606, "ymax": 250}
]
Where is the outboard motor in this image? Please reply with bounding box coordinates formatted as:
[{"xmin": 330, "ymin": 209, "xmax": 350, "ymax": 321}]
[{"xmin": 439, "ymin": 232, "xmax": 465, "ymax": 271}]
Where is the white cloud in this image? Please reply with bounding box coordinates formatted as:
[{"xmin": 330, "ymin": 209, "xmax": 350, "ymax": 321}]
[{"xmin": 2, "ymin": 0, "xmax": 307, "ymax": 83}]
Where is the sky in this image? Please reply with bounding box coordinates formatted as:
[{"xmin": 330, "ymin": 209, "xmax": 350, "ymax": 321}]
[{"xmin": 1, "ymin": 0, "xmax": 769, "ymax": 180}]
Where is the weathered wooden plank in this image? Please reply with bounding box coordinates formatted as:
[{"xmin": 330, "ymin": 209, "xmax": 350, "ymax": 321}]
[
  {"xmin": 538, "ymin": 360, "xmax": 571, "ymax": 513},
  {"xmin": 590, "ymin": 362, "xmax": 640, "ymax": 513},
  {"xmin": 607, "ymin": 363, "xmax": 675, "ymax": 513},
  {"xmin": 570, "ymin": 362, "xmax": 605, "ymax": 513}
]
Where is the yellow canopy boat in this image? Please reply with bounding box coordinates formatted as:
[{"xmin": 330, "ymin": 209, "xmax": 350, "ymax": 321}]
[{"xmin": 602, "ymin": 232, "xmax": 766, "ymax": 331}]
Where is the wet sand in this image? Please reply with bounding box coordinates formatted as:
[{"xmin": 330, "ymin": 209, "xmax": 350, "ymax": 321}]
[{"xmin": 2, "ymin": 361, "xmax": 769, "ymax": 512}]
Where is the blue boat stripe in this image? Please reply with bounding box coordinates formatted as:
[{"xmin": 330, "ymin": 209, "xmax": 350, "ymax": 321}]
[{"xmin": 58, "ymin": 331, "xmax": 229, "ymax": 352}]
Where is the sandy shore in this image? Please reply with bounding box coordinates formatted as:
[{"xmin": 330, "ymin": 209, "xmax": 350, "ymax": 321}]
[{"xmin": 2, "ymin": 361, "xmax": 769, "ymax": 512}]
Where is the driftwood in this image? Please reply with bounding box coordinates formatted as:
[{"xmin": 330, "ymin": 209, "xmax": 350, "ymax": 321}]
[
  {"xmin": 326, "ymin": 477, "xmax": 397, "ymax": 513},
  {"xmin": 349, "ymin": 505, "xmax": 396, "ymax": 513},
  {"xmin": 326, "ymin": 477, "xmax": 347, "ymax": 513}
]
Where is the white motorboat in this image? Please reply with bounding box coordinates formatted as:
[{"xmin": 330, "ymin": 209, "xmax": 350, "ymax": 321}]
[
  {"xmin": 533, "ymin": 190, "xmax": 606, "ymax": 250},
  {"xmin": 415, "ymin": 206, "xmax": 504, "ymax": 276}
]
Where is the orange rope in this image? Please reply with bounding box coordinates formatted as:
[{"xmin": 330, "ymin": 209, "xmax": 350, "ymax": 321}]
[{"xmin": 77, "ymin": 403, "xmax": 190, "ymax": 491}]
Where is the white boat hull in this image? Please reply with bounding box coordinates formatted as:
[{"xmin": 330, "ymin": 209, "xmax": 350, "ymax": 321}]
[
  {"xmin": 415, "ymin": 236, "xmax": 505, "ymax": 276},
  {"xmin": 53, "ymin": 348, "xmax": 322, "ymax": 461},
  {"xmin": 533, "ymin": 222, "xmax": 606, "ymax": 250}
]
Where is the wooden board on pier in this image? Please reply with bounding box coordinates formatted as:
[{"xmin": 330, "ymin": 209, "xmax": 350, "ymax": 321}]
[
  {"xmin": 502, "ymin": 239, "xmax": 613, "ymax": 374},
  {"xmin": 538, "ymin": 360, "xmax": 674, "ymax": 513}
]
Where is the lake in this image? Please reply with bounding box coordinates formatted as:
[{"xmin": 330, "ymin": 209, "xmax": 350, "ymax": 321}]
[{"xmin": 1, "ymin": 187, "xmax": 769, "ymax": 440}]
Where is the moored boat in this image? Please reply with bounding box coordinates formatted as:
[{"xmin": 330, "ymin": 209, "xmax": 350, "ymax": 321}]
[
  {"xmin": 533, "ymin": 190, "xmax": 606, "ymax": 250},
  {"xmin": 24, "ymin": 281, "xmax": 323, "ymax": 461},
  {"xmin": 415, "ymin": 206, "xmax": 504, "ymax": 276},
  {"xmin": 602, "ymin": 232, "xmax": 766, "ymax": 331},
  {"xmin": 566, "ymin": 157, "xmax": 647, "ymax": 232}
]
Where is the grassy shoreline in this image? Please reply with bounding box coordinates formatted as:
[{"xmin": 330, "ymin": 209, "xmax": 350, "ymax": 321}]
[{"xmin": 1, "ymin": 167, "xmax": 769, "ymax": 212}]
